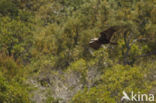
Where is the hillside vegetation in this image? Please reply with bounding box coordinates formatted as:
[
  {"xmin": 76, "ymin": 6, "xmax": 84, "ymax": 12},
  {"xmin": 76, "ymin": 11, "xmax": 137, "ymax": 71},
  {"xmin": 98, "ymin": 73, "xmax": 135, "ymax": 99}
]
[{"xmin": 0, "ymin": 0, "xmax": 155, "ymax": 103}]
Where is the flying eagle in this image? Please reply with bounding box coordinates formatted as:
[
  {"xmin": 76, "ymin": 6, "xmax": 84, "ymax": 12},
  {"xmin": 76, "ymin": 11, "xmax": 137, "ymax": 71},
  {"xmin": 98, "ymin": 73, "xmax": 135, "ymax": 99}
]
[{"xmin": 89, "ymin": 26, "xmax": 120, "ymax": 50}]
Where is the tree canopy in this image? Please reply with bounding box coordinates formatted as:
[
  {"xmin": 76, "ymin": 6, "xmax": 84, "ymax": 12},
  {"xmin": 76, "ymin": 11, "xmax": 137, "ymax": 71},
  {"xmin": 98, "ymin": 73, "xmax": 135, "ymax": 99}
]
[{"xmin": 0, "ymin": 0, "xmax": 155, "ymax": 103}]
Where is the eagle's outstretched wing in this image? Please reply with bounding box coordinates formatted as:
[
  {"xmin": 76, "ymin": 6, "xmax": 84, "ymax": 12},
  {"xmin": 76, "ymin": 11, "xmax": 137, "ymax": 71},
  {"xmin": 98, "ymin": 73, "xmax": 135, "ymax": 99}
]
[
  {"xmin": 98, "ymin": 26, "xmax": 120, "ymax": 44},
  {"xmin": 89, "ymin": 26, "xmax": 120, "ymax": 50}
]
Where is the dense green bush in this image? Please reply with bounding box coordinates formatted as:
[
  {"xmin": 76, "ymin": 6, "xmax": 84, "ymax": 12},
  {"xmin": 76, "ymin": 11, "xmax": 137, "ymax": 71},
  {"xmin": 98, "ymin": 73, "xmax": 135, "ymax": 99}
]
[
  {"xmin": 0, "ymin": 74, "xmax": 30, "ymax": 103},
  {"xmin": 0, "ymin": 55, "xmax": 30, "ymax": 103},
  {"xmin": 0, "ymin": 0, "xmax": 18, "ymax": 16},
  {"xmin": 71, "ymin": 64, "xmax": 151, "ymax": 103},
  {"xmin": 0, "ymin": 17, "xmax": 33, "ymax": 62}
]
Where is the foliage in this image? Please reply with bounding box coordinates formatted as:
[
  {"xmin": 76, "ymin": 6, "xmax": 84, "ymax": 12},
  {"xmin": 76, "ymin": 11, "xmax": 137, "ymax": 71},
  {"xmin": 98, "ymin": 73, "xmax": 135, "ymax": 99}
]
[
  {"xmin": 0, "ymin": 55, "xmax": 30, "ymax": 103},
  {"xmin": 0, "ymin": 75, "xmax": 30, "ymax": 103},
  {"xmin": 0, "ymin": 0, "xmax": 155, "ymax": 102},
  {"xmin": 0, "ymin": 16, "xmax": 33, "ymax": 62},
  {"xmin": 71, "ymin": 64, "xmax": 151, "ymax": 103},
  {"xmin": 0, "ymin": 0, "xmax": 18, "ymax": 17}
]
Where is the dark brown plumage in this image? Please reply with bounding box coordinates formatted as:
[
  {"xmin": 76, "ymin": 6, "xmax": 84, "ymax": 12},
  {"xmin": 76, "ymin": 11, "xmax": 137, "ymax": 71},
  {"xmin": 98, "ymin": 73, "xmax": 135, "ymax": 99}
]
[{"xmin": 89, "ymin": 26, "xmax": 120, "ymax": 50}]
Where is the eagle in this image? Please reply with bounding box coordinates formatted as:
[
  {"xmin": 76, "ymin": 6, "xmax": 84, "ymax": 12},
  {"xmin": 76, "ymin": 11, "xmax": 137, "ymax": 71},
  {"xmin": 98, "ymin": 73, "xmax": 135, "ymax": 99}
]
[{"xmin": 89, "ymin": 26, "xmax": 121, "ymax": 50}]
